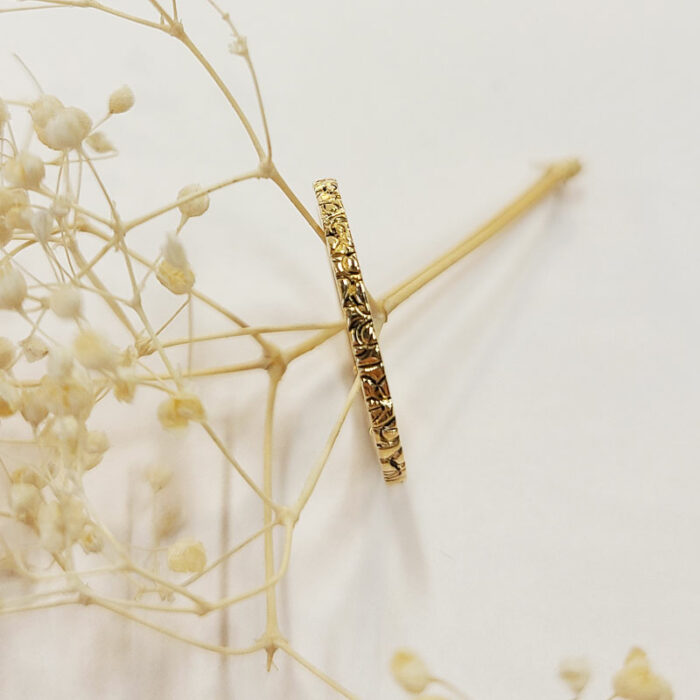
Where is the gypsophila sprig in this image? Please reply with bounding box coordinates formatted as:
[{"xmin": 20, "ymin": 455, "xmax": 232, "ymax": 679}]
[{"xmin": 0, "ymin": 1, "xmax": 582, "ymax": 698}]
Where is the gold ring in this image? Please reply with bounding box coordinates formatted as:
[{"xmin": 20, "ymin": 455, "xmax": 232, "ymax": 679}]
[{"xmin": 313, "ymin": 178, "xmax": 406, "ymax": 484}]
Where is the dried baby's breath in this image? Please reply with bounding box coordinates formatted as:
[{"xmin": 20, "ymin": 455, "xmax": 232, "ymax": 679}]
[{"xmin": 0, "ymin": 2, "xmax": 582, "ymax": 697}]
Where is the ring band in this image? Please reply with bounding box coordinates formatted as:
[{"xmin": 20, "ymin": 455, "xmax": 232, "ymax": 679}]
[{"xmin": 313, "ymin": 178, "xmax": 406, "ymax": 484}]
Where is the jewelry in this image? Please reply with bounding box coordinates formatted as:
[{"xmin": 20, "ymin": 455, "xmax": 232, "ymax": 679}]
[{"xmin": 313, "ymin": 178, "xmax": 406, "ymax": 484}]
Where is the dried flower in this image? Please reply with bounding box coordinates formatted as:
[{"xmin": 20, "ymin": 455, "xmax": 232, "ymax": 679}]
[
  {"xmin": 167, "ymin": 538, "xmax": 207, "ymax": 573},
  {"xmin": 39, "ymin": 372, "xmax": 94, "ymax": 421},
  {"xmin": 156, "ymin": 233, "xmax": 195, "ymax": 294},
  {"xmin": 36, "ymin": 103, "xmax": 93, "ymax": 151},
  {"xmin": 0, "ymin": 188, "xmax": 31, "ymax": 246},
  {"xmin": 83, "ymin": 429, "xmax": 109, "ymax": 470},
  {"xmin": 3, "ymin": 151, "xmax": 45, "ymax": 189},
  {"xmin": 612, "ymin": 648, "xmax": 673, "ymax": 700},
  {"xmin": 113, "ymin": 365, "xmax": 137, "ymax": 402},
  {"xmin": 49, "ymin": 285, "xmax": 82, "ymax": 320},
  {"xmin": 10, "ymin": 483, "xmax": 42, "ymax": 524},
  {"xmin": 73, "ymin": 329, "xmax": 117, "ymax": 371},
  {"xmin": 157, "ymin": 392, "xmax": 205, "ymax": 429},
  {"xmin": 134, "ymin": 333, "xmax": 155, "ymax": 357},
  {"xmin": 559, "ymin": 657, "xmax": 591, "ymax": 694},
  {"xmin": 0, "ymin": 372, "xmax": 20, "ymax": 416},
  {"xmin": 108, "ymin": 85, "xmax": 135, "ymax": 114},
  {"xmin": 20, "ymin": 387, "xmax": 49, "ymax": 426},
  {"xmin": 228, "ymin": 36, "xmax": 248, "ymax": 55},
  {"xmin": 0, "ymin": 261, "xmax": 27, "ymax": 310},
  {"xmin": 47, "ymin": 346, "xmax": 74, "ymax": 379},
  {"xmin": 30, "ymin": 95, "xmax": 63, "ymax": 133},
  {"xmin": 146, "ymin": 463, "xmax": 173, "ymax": 492},
  {"xmin": 30, "ymin": 209, "xmax": 55, "ymax": 243},
  {"xmin": 79, "ymin": 523, "xmax": 103, "ymax": 553},
  {"xmin": 85, "ymin": 131, "xmax": 115, "ymax": 153},
  {"xmin": 62, "ymin": 496, "xmax": 87, "ymax": 542},
  {"xmin": 50, "ymin": 195, "xmax": 73, "ymax": 220},
  {"xmin": 37, "ymin": 501, "xmax": 65, "ymax": 553},
  {"xmin": 177, "ymin": 184, "xmax": 210, "ymax": 218},
  {"xmin": 11, "ymin": 466, "xmax": 46, "ymax": 489},
  {"xmin": 0, "ymin": 337, "xmax": 15, "ymax": 370},
  {"xmin": 21, "ymin": 335, "xmax": 49, "ymax": 362},
  {"xmin": 390, "ymin": 649, "xmax": 431, "ymax": 694}
]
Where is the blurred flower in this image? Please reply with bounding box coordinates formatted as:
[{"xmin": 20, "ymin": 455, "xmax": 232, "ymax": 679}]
[
  {"xmin": 612, "ymin": 648, "xmax": 673, "ymax": 700},
  {"xmin": 559, "ymin": 656, "xmax": 591, "ymax": 694},
  {"xmin": 157, "ymin": 392, "xmax": 205, "ymax": 429},
  {"xmin": 167, "ymin": 537, "xmax": 206, "ymax": 573},
  {"xmin": 390, "ymin": 649, "xmax": 431, "ymax": 694},
  {"xmin": 108, "ymin": 85, "xmax": 135, "ymax": 114}
]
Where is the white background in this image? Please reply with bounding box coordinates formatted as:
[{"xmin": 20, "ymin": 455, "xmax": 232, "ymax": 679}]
[{"xmin": 0, "ymin": 1, "xmax": 699, "ymax": 699}]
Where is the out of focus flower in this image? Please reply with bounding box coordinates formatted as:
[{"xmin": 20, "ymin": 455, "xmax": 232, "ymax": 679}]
[
  {"xmin": 3, "ymin": 151, "xmax": 45, "ymax": 189},
  {"xmin": 108, "ymin": 85, "xmax": 135, "ymax": 114},
  {"xmin": 612, "ymin": 648, "xmax": 673, "ymax": 700},
  {"xmin": 390, "ymin": 649, "xmax": 431, "ymax": 694},
  {"xmin": 167, "ymin": 538, "xmax": 206, "ymax": 573},
  {"xmin": 157, "ymin": 392, "xmax": 205, "ymax": 429},
  {"xmin": 559, "ymin": 657, "xmax": 591, "ymax": 694},
  {"xmin": 0, "ymin": 261, "xmax": 27, "ymax": 310}
]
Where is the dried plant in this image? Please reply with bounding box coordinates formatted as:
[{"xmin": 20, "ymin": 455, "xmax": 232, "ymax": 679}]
[
  {"xmin": 389, "ymin": 648, "xmax": 674, "ymax": 700},
  {"xmin": 0, "ymin": 1, "xmax": 581, "ymax": 697}
]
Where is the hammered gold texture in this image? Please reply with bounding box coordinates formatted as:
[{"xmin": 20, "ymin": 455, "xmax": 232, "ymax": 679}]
[{"xmin": 313, "ymin": 178, "xmax": 406, "ymax": 484}]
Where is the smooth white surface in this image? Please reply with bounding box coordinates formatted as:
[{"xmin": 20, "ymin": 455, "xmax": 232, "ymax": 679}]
[{"xmin": 1, "ymin": 1, "xmax": 699, "ymax": 699}]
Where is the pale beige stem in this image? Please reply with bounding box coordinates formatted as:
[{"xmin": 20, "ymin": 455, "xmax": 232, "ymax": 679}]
[
  {"xmin": 381, "ymin": 159, "xmax": 581, "ymax": 314},
  {"xmin": 262, "ymin": 372, "xmax": 282, "ymax": 668},
  {"xmin": 293, "ymin": 375, "xmax": 361, "ymax": 516},
  {"xmin": 279, "ymin": 640, "xmax": 358, "ymax": 700}
]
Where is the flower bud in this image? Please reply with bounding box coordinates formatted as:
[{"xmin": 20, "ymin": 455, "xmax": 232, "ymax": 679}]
[
  {"xmin": 21, "ymin": 335, "xmax": 49, "ymax": 362},
  {"xmin": 156, "ymin": 260, "xmax": 195, "ymax": 295},
  {"xmin": 146, "ymin": 463, "xmax": 172, "ymax": 492},
  {"xmin": 49, "ymin": 284, "xmax": 82, "ymax": 319},
  {"xmin": 612, "ymin": 648, "xmax": 673, "ymax": 700},
  {"xmin": 47, "ymin": 346, "xmax": 74, "ymax": 379},
  {"xmin": 30, "ymin": 208, "xmax": 55, "ymax": 243},
  {"xmin": 11, "ymin": 465, "xmax": 46, "ymax": 489},
  {"xmin": 38, "ymin": 501, "xmax": 65, "ymax": 553},
  {"xmin": 113, "ymin": 365, "xmax": 136, "ymax": 402},
  {"xmin": 30, "ymin": 95, "xmax": 63, "ymax": 131},
  {"xmin": 51, "ymin": 195, "xmax": 72, "ymax": 220},
  {"xmin": 10, "ymin": 483, "xmax": 41, "ymax": 524},
  {"xmin": 0, "ymin": 261, "xmax": 27, "ymax": 310},
  {"xmin": 79, "ymin": 522, "xmax": 103, "ymax": 553},
  {"xmin": 0, "ymin": 188, "xmax": 30, "ymax": 246},
  {"xmin": 73, "ymin": 329, "xmax": 117, "ymax": 371},
  {"xmin": 62, "ymin": 496, "xmax": 87, "ymax": 542},
  {"xmin": 85, "ymin": 131, "xmax": 115, "ymax": 153},
  {"xmin": 20, "ymin": 387, "xmax": 49, "ymax": 426},
  {"xmin": 390, "ymin": 649, "xmax": 431, "ymax": 694},
  {"xmin": 83, "ymin": 429, "xmax": 109, "ymax": 470},
  {"xmin": 559, "ymin": 657, "xmax": 591, "ymax": 694},
  {"xmin": 177, "ymin": 184, "xmax": 210, "ymax": 218},
  {"xmin": 0, "ymin": 337, "xmax": 15, "ymax": 370},
  {"xmin": 4, "ymin": 151, "xmax": 45, "ymax": 189},
  {"xmin": 108, "ymin": 85, "xmax": 135, "ymax": 114},
  {"xmin": 167, "ymin": 537, "xmax": 206, "ymax": 573},
  {"xmin": 157, "ymin": 392, "xmax": 205, "ymax": 429},
  {"xmin": 0, "ymin": 373, "xmax": 20, "ymax": 417},
  {"xmin": 34, "ymin": 100, "xmax": 92, "ymax": 151}
]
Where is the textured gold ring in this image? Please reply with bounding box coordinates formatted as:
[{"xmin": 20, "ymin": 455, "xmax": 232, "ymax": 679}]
[{"xmin": 313, "ymin": 178, "xmax": 406, "ymax": 484}]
